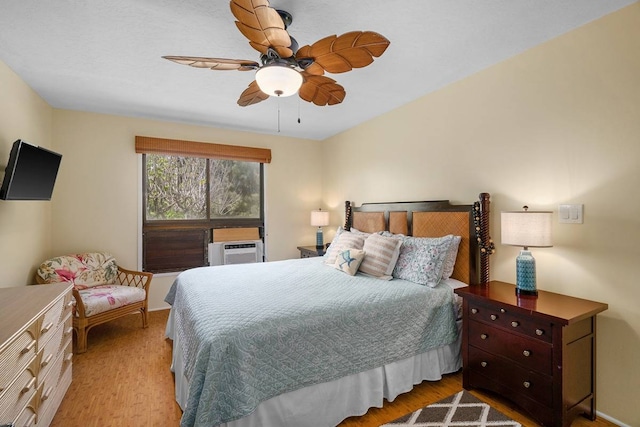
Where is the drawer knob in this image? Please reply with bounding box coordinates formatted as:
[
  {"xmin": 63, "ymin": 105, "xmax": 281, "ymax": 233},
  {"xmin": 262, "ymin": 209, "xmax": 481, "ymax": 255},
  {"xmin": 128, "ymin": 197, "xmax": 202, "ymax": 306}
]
[
  {"xmin": 471, "ymin": 308, "xmax": 478, "ymax": 314},
  {"xmin": 21, "ymin": 340, "xmax": 36, "ymax": 355},
  {"xmin": 536, "ymin": 328, "xmax": 545, "ymax": 336},
  {"xmin": 41, "ymin": 353, "xmax": 54, "ymax": 367},
  {"xmin": 42, "ymin": 386, "xmax": 54, "ymax": 402},
  {"xmin": 523, "ymin": 381, "xmax": 531, "ymax": 389},
  {"xmin": 480, "ymin": 361, "xmax": 488, "ymax": 368},
  {"xmin": 21, "ymin": 377, "xmax": 36, "ymax": 394},
  {"xmin": 523, "ymin": 350, "xmax": 531, "ymax": 357},
  {"xmin": 500, "ymin": 308, "xmax": 506, "ymax": 313},
  {"xmin": 25, "ymin": 413, "xmax": 37, "ymax": 426},
  {"xmin": 480, "ymin": 333, "xmax": 488, "ymax": 340},
  {"xmin": 511, "ymin": 321, "xmax": 520, "ymax": 328},
  {"xmin": 490, "ymin": 314, "xmax": 498, "ymax": 321},
  {"xmin": 41, "ymin": 321, "xmax": 54, "ymax": 334}
]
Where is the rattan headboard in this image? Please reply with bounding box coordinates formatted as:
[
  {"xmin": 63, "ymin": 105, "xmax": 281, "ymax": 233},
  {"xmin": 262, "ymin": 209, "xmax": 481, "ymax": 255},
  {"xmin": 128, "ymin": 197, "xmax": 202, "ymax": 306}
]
[{"xmin": 344, "ymin": 193, "xmax": 492, "ymax": 285}]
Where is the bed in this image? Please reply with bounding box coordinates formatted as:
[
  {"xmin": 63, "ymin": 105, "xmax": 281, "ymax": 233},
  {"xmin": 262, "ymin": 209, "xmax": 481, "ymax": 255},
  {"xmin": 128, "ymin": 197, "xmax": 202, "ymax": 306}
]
[{"xmin": 165, "ymin": 193, "xmax": 493, "ymax": 427}]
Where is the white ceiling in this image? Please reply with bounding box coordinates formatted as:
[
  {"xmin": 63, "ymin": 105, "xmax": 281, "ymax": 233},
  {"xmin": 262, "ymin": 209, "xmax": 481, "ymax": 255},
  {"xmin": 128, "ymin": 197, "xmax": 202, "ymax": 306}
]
[{"xmin": 0, "ymin": 0, "xmax": 634, "ymax": 141}]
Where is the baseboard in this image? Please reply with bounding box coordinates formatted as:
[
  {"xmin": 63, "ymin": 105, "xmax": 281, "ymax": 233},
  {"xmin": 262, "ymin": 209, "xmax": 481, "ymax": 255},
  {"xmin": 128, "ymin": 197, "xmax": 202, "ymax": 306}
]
[{"xmin": 597, "ymin": 410, "xmax": 631, "ymax": 427}]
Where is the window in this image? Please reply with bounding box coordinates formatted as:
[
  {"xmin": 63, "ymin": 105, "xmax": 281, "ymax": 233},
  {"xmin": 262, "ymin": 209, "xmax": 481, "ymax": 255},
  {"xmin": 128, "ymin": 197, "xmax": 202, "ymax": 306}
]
[{"xmin": 136, "ymin": 136, "xmax": 270, "ymax": 273}]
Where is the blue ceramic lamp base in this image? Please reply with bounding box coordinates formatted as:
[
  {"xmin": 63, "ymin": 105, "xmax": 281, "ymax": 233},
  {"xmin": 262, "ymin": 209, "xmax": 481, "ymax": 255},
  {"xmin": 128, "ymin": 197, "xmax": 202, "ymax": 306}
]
[
  {"xmin": 515, "ymin": 250, "xmax": 538, "ymax": 296},
  {"xmin": 316, "ymin": 228, "xmax": 324, "ymax": 250}
]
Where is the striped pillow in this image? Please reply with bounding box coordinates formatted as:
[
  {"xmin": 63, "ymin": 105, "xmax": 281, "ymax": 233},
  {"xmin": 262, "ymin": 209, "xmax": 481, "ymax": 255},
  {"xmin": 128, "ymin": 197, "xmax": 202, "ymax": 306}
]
[
  {"xmin": 324, "ymin": 231, "xmax": 366, "ymax": 265},
  {"xmin": 358, "ymin": 234, "xmax": 402, "ymax": 280}
]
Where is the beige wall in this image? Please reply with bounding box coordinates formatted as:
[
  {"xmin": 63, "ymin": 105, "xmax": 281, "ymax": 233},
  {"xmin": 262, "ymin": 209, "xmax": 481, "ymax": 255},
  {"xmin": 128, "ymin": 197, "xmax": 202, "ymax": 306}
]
[
  {"xmin": 2, "ymin": 3, "xmax": 638, "ymax": 424},
  {"xmin": 0, "ymin": 61, "xmax": 54, "ymax": 286},
  {"xmin": 322, "ymin": 4, "xmax": 640, "ymax": 425},
  {"xmin": 50, "ymin": 110, "xmax": 323, "ymax": 310}
]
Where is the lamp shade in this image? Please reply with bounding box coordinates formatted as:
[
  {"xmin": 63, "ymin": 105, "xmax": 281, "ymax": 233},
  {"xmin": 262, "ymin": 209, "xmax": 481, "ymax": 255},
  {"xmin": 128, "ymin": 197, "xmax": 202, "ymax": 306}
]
[
  {"xmin": 501, "ymin": 210, "xmax": 553, "ymax": 248},
  {"xmin": 310, "ymin": 210, "xmax": 330, "ymax": 227},
  {"xmin": 255, "ymin": 64, "xmax": 303, "ymax": 97}
]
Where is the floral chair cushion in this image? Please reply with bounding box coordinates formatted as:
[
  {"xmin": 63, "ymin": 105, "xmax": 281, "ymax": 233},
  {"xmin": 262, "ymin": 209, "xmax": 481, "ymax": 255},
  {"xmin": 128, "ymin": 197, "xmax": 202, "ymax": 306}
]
[
  {"xmin": 37, "ymin": 252, "xmax": 118, "ymax": 289},
  {"xmin": 77, "ymin": 285, "xmax": 146, "ymax": 317}
]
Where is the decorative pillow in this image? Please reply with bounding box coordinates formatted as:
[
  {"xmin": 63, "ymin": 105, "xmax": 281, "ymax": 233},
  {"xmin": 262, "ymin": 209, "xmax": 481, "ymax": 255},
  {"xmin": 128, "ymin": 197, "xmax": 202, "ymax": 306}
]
[
  {"xmin": 333, "ymin": 249, "xmax": 366, "ymax": 276},
  {"xmin": 323, "ymin": 227, "xmax": 344, "ymax": 257},
  {"xmin": 348, "ymin": 227, "xmax": 371, "ymax": 237},
  {"xmin": 358, "ymin": 234, "xmax": 402, "ymax": 280},
  {"xmin": 324, "ymin": 231, "xmax": 366, "ymax": 265},
  {"xmin": 441, "ymin": 235, "xmax": 462, "ymax": 280},
  {"xmin": 393, "ymin": 235, "xmax": 454, "ymax": 287},
  {"xmin": 37, "ymin": 252, "xmax": 118, "ymax": 289}
]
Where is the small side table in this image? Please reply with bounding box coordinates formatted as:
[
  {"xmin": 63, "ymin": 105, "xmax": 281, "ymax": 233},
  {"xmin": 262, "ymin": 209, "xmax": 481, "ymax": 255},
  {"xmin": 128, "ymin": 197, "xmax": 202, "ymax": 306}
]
[
  {"xmin": 297, "ymin": 246, "xmax": 325, "ymax": 258},
  {"xmin": 455, "ymin": 280, "xmax": 608, "ymax": 427}
]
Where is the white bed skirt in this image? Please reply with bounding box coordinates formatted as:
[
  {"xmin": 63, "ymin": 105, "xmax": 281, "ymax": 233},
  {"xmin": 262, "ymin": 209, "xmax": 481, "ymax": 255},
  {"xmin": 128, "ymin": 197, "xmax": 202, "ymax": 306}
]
[{"xmin": 166, "ymin": 308, "xmax": 462, "ymax": 427}]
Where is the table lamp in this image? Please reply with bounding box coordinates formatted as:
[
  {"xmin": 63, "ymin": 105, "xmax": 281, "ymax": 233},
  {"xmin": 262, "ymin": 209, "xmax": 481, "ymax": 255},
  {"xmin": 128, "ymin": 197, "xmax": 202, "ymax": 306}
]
[
  {"xmin": 310, "ymin": 209, "xmax": 330, "ymax": 250},
  {"xmin": 501, "ymin": 206, "xmax": 552, "ymax": 296}
]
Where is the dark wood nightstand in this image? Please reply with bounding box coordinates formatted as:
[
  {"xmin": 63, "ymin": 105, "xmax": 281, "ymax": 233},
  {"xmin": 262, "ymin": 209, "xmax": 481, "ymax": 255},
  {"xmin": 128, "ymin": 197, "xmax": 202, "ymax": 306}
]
[
  {"xmin": 455, "ymin": 281, "xmax": 608, "ymax": 427},
  {"xmin": 297, "ymin": 246, "xmax": 325, "ymax": 258}
]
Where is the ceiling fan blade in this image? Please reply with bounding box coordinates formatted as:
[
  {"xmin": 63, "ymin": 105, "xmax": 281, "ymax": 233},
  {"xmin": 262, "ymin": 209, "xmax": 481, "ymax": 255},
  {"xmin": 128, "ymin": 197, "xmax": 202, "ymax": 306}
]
[
  {"xmin": 296, "ymin": 31, "xmax": 390, "ymax": 74},
  {"xmin": 230, "ymin": 0, "xmax": 293, "ymax": 58},
  {"xmin": 163, "ymin": 56, "xmax": 259, "ymax": 71},
  {"xmin": 295, "ymin": 46, "xmax": 324, "ymax": 76},
  {"xmin": 299, "ymin": 73, "xmax": 345, "ymax": 106},
  {"xmin": 238, "ymin": 80, "xmax": 269, "ymax": 107}
]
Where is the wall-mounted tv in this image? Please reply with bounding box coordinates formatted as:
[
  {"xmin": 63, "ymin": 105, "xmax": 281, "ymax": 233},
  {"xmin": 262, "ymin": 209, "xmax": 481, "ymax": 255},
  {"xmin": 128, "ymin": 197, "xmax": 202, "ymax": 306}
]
[{"xmin": 0, "ymin": 139, "xmax": 62, "ymax": 201}]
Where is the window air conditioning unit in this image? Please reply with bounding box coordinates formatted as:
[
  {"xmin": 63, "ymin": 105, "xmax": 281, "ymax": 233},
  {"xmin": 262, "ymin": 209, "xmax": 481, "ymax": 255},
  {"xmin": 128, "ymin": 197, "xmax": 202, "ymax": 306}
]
[{"xmin": 208, "ymin": 240, "xmax": 264, "ymax": 266}]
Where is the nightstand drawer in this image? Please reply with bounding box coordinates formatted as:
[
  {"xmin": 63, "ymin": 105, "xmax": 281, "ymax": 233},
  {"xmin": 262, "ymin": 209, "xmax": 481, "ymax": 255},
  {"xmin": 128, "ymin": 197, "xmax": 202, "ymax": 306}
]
[
  {"xmin": 468, "ymin": 346, "xmax": 553, "ymax": 408},
  {"xmin": 467, "ymin": 301, "xmax": 552, "ymax": 343},
  {"xmin": 469, "ymin": 319, "xmax": 552, "ymax": 374}
]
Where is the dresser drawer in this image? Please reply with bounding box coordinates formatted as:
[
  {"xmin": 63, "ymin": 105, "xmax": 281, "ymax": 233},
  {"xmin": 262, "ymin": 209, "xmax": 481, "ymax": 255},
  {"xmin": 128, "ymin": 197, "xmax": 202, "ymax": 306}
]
[
  {"xmin": 469, "ymin": 319, "xmax": 552, "ymax": 375},
  {"xmin": 39, "ymin": 293, "xmax": 67, "ymax": 348},
  {"xmin": 14, "ymin": 400, "xmax": 37, "ymax": 427},
  {"xmin": 38, "ymin": 314, "xmax": 72, "ymax": 385},
  {"xmin": 467, "ymin": 301, "xmax": 553, "ymax": 343},
  {"xmin": 0, "ymin": 324, "xmax": 38, "ymax": 395},
  {"xmin": 0, "ymin": 356, "xmax": 37, "ymax": 422},
  {"xmin": 468, "ymin": 345, "xmax": 553, "ymax": 408},
  {"xmin": 36, "ymin": 340, "xmax": 72, "ymax": 424}
]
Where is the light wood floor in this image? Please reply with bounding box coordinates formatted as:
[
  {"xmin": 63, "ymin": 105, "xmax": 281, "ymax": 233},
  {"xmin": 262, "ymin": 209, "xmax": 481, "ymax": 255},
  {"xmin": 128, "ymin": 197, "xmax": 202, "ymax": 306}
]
[{"xmin": 51, "ymin": 309, "xmax": 618, "ymax": 427}]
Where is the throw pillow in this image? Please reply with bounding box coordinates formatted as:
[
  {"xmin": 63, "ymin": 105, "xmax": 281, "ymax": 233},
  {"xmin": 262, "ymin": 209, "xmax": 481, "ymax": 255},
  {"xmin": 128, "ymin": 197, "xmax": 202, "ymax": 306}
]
[
  {"xmin": 393, "ymin": 235, "xmax": 454, "ymax": 287},
  {"xmin": 441, "ymin": 235, "xmax": 462, "ymax": 280},
  {"xmin": 358, "ymin": 233, "xmax": 403, "ymax": 280},
  {"xmin": 324, "ymin": 231, "xmax": 366, "ymax": 265},
  {"xmin": 333, "ymin": 248, "xmax": 366, "ymax": 275}
]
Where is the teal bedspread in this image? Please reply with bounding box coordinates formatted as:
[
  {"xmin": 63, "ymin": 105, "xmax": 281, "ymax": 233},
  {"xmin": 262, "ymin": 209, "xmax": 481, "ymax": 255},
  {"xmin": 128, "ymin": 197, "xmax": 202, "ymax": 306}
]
[{"xmin": 165, "ymin": 257, "xmax": 458, "ymax": 427}]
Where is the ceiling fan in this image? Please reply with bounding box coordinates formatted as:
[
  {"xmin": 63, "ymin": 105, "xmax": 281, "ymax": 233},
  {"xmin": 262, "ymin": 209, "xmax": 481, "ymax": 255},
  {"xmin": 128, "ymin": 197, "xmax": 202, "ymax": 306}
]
[{"xmin": 163, "ymin": 0, "xmax": 390, "ymax": 107}]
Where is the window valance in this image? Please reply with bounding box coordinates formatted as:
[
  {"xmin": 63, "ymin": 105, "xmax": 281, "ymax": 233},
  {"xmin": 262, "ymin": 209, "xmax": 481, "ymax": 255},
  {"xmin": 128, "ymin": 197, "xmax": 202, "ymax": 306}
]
[{"xmin": 135, "ymin": 136, "xmax": 272, "ymax": 164}]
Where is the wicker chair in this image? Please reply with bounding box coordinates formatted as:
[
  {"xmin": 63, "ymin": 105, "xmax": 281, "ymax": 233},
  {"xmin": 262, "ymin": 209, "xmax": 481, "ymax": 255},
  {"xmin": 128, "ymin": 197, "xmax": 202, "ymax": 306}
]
[{"xmin": 35, "ymin": 252, "xmax": 153, "ymax": 353}]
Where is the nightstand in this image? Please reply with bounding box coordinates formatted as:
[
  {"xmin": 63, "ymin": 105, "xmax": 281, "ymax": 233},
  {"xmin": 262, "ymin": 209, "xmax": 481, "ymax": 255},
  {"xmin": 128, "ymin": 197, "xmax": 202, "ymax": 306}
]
[
  {"xmin": 455, "ymin": 281, "xmax": 608, "ymax": 427},
  {"xmin": 297, "ymin": 246, "xmax": 325, "ymax": 258}
]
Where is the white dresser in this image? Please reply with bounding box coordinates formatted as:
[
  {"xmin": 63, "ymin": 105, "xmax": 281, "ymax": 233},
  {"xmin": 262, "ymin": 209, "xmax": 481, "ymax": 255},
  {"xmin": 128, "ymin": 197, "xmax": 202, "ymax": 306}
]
[{"xmin": 0, "ymin": 283, "xmax": 73, "ymax": 427}]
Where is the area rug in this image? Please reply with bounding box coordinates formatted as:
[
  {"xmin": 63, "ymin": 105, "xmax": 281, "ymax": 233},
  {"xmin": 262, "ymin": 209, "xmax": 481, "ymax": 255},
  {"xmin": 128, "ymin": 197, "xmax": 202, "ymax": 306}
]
[{"xmin": 381, "ymin": 390, "xmax": 521, "ymax": 426}]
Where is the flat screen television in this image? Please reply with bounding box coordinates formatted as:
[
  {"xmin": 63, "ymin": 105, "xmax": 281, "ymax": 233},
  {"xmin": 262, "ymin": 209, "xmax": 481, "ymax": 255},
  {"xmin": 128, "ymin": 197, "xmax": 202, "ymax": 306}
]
[{"xmin": 0, "ymin": 139, "xmax": 62, "ymax": 201}]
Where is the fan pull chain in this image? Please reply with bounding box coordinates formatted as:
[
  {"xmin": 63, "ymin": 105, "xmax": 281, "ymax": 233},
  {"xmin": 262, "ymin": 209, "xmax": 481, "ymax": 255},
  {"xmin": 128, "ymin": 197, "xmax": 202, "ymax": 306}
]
[
  {"xmin": 277, "ymin": 98, "xmax": 281, "ymax": 133},
  {"xmin": 297, "ymin": 97, "xmax": 301, "ymax": 124}
]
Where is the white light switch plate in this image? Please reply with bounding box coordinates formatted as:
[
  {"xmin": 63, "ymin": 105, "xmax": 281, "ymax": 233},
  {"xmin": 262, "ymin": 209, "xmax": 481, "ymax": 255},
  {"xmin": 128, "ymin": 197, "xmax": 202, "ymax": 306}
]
[{"xmin": 559, "ymin": 204, "xmax": 583, "ymax": 224}]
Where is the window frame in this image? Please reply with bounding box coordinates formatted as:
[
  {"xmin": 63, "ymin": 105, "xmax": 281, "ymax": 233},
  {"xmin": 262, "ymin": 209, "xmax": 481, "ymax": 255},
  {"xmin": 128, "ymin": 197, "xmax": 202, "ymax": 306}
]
[{"xmin": 137, "ymin": 136, "xmax": 270, "ymax": 274}]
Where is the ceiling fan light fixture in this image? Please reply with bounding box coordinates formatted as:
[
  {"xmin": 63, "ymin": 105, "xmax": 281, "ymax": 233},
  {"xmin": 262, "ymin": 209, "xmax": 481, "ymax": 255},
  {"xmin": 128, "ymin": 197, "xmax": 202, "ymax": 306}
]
[{"xmin": 255, "ymin": 64, "xmax": 303, "ymax": 97}]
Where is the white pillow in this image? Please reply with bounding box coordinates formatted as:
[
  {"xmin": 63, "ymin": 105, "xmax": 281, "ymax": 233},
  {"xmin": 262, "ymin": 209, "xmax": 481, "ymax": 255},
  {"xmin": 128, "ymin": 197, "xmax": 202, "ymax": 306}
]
[
  {"xmin": 358, "ymin": 234, "xmax": 402, "ymax": 280},
  {"xmin": 333, "ymin": 248, "xmax": 366, "ymax": 275},
  {"xmin": 324, "ymin": 231, "xmax": 366, "ymax": 265},
  {"xmin": 441, "ymin": 236, "xmax": 462, "ymax": 280}
]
